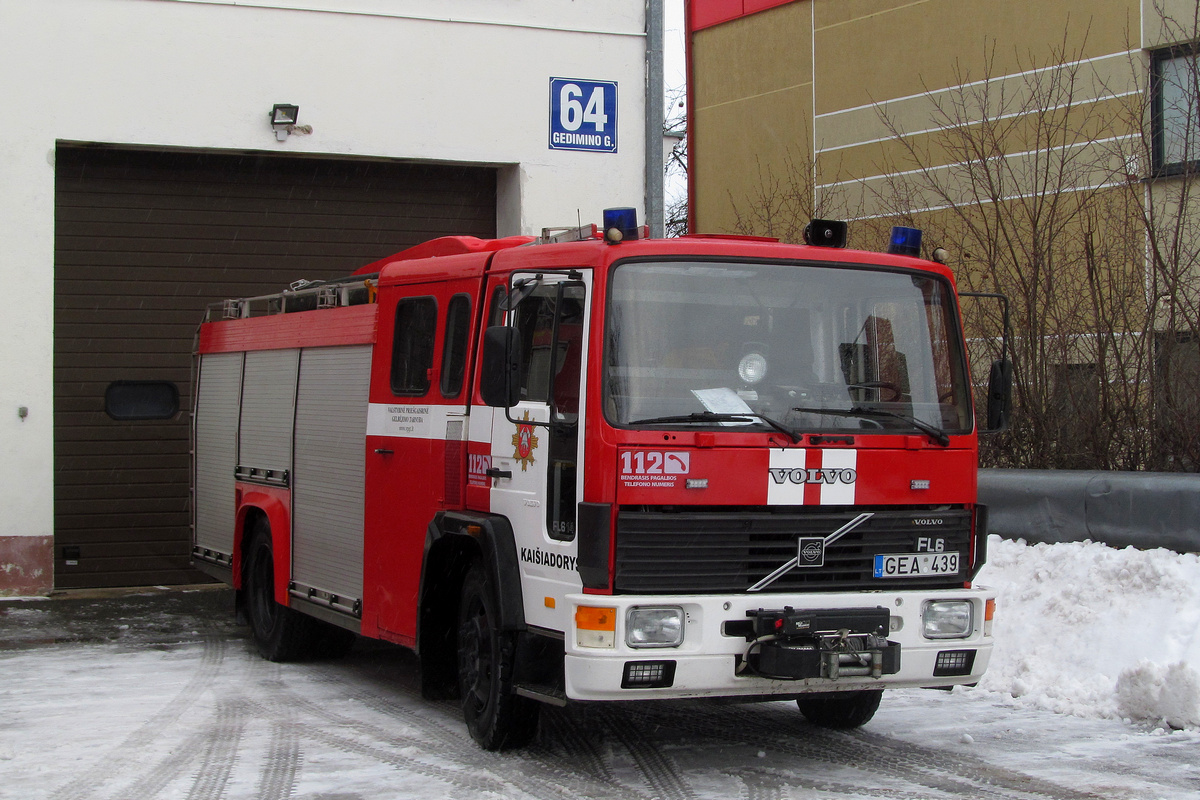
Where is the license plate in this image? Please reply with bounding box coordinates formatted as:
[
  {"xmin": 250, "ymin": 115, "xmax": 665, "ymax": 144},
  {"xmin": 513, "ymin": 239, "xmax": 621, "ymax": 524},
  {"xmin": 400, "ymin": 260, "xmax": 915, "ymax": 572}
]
[{"xmin": 873, "ymin": 552, "xmax": 960, "ymax": 578}]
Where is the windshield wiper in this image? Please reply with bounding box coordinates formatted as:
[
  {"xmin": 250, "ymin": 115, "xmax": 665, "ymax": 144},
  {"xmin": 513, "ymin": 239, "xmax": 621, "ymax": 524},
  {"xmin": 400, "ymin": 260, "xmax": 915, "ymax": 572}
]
[
  {"xmin": 790, "ymin": 406, "xmax": 950, "ymax": 447},
  {"xmin": 628, "ymin": 411, "xmax": 802, "ymax": 444}
]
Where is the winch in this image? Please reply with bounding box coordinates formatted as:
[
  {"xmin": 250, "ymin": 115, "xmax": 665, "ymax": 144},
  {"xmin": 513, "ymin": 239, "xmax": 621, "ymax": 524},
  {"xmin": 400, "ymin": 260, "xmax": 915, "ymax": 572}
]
[{"xmin": 742, "ymin": 607, "xmax": 901, "ymax": 680}]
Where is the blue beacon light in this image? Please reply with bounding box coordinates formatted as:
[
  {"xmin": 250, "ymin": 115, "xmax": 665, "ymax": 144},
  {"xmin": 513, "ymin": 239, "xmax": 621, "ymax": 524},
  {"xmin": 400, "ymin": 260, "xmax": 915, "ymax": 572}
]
[
  {"xmin": 888, "ymin": 226, "xmax": 923, "ymax": 257},
  {"xmin": 603, "ymin": 207, "xmax": 639, "ymax": 244}
]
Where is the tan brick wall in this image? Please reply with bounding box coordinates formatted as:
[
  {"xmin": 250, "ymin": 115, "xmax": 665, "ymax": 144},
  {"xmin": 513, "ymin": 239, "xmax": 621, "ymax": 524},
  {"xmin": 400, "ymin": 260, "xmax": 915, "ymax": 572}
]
[
  {"xmin": 691, "ymin": 0, "xmax": 1148, "ymax": 234},
  {"xmin": 692, "ymin": 2, "xmax": 813, "ymax": 232}
]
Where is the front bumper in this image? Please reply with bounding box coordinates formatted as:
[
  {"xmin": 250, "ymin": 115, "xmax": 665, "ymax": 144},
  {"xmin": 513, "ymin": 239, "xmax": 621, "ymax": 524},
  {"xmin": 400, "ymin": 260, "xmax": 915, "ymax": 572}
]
[{"xmin": 563, "ymin": 588, "xmax": 993, "ymax": 701}]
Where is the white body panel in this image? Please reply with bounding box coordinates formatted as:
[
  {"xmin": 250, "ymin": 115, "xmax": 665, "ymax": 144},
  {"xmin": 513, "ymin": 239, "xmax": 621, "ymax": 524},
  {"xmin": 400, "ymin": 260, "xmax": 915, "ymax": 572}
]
[{"xmin": 485, "ymin": 271, "xmax": 593, "ymax": 633}]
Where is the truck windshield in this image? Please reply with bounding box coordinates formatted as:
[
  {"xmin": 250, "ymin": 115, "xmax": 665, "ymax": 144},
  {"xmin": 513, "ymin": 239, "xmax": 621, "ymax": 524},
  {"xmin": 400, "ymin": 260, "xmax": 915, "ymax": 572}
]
[{"xmin": 604, "ymin": 260, "xmax": 972, "ymax": 436}]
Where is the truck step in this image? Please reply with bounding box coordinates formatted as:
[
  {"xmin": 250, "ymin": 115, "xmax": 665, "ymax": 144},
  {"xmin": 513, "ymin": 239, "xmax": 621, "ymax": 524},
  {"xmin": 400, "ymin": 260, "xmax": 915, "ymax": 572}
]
[{"xmin": 514, "ymin": 683, "xmax": 568, "ymax": 707}]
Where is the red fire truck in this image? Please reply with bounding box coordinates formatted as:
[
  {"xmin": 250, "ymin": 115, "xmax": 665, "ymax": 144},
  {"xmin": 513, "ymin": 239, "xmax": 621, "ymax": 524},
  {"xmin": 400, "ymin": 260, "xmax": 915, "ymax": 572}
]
[{"xmin": 192, "ymin": 211, "xmax": 1008, "ymax": 750}]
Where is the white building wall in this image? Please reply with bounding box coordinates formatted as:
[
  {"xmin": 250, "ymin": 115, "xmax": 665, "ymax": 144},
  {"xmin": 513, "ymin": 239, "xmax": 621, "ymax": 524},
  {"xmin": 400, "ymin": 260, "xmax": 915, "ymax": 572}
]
[{"xmin": 0, "ymin": 0, "xmax": 649, "ymax": 594}]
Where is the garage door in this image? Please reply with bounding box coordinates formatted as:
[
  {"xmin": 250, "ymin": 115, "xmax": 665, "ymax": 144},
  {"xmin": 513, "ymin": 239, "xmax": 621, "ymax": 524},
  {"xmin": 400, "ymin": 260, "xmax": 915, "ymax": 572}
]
[{"xmin": 54, "ymin": 145, "xmax": 496, "ymax": 588}]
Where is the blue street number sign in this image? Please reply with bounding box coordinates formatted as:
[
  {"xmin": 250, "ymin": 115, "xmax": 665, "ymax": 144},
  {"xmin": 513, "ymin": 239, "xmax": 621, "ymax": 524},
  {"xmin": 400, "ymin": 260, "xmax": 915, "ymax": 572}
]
[{"xmin": 549, "ymin": 78, "xmax": 617, "ymax": 153}]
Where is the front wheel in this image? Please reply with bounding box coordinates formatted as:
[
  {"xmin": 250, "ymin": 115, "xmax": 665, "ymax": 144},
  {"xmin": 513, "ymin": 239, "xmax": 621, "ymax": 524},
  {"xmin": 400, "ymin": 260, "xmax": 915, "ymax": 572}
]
[
  {"xmin": 796, "ymin": 690, "xmax": 883, "ymax": 729},
  {"xmin": 457, "ymin": 564, "xmax": 539, "ymax": 750}
]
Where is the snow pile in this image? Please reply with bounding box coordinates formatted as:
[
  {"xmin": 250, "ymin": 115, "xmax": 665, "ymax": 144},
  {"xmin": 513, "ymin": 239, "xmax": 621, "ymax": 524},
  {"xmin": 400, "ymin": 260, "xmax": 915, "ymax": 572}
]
[
  {"xmin": 975, "ymin": 536, "xmax": 1200, "ymax": 729},
  {"xmin": 1115, "ymin": 661, "xmax": 1200, "ymax": 729}
]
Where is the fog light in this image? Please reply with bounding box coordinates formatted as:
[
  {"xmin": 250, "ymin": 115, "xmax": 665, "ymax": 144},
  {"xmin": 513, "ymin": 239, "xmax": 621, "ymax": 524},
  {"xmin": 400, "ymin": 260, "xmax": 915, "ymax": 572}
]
[
  {"xmin": 922, "ymin": 600, "xmax": 973, "ymax": 639},
  {"xmin": 933, "ymin": 649, "xmax": 976, "ymax": 676},
  {"xmin": 626, "ymin": 606, "xmax": 684, "ymax": 648},
  {"xmin": 621, "ymin": 660, "xmax": 677, "ymax": 688}
]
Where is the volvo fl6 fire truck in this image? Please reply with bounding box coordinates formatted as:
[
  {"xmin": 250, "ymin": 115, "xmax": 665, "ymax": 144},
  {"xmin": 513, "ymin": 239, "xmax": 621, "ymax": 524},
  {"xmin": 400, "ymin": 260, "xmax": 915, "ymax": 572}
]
[{"xmin": 191, "ymin": 210, "xmax": 1008, "ymax": 750}]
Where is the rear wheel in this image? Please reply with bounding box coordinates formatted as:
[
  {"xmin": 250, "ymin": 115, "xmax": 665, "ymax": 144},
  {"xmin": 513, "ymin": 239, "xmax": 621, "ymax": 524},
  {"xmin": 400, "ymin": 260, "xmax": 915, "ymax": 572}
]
[
  {"xmin": 244, "ymin": 519, "xmax": 317, "ymax": 662},
  {"xmin": 796, "ymin": 690, "xmax": 884, "ymax": 729},
  {"xmin": 457, "ymin": 563, "xmax": 539, "ymax": 750}
]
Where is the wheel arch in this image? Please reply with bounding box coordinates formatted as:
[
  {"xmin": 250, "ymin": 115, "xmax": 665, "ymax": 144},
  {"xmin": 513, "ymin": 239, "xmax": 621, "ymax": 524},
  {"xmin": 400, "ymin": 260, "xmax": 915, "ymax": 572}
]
[
  {"xmin": 234, "ymin": 490, "xmax": 291, "ymax": 600},
  {"xmin": 416, "ymin": 512, "xmax": 526, "ymax": 699},
  {"xmin": 420, "ymin": 511, "xmax": 526, "ymax": 634}
]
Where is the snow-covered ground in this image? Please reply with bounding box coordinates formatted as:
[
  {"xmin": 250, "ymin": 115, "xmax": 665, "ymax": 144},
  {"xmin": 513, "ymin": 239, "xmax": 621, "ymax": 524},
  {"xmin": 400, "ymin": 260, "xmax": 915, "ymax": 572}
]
[{"xmin": 1, "ymin": 536, "xmax": 1199, "ymax": 799}]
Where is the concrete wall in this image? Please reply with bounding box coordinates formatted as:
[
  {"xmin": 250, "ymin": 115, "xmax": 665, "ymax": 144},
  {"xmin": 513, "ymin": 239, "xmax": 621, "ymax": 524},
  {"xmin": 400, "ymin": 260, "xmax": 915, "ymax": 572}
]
[{"xmin": 0, "ymin": 0, "xmax": 649, "ymax": 595}]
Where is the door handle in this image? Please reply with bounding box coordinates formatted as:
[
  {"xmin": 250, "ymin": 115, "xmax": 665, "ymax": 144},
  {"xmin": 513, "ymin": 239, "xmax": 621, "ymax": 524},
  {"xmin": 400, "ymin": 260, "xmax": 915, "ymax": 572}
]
[
  {"xmin": 374, "ymin": 448, "xmax": 394, "ymax": 455},
  {"xmin": 485, "ymin": 467, "xmax": 512, "ymax": 480}
]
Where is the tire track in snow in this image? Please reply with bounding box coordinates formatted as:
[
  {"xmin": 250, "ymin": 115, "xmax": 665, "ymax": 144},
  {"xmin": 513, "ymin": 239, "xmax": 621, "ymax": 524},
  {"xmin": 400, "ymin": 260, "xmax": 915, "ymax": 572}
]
[
  {"xmin": 255, "ymin": 719, "xmax": 301, "ymax": 800},
  {"xmin": 626, "ymin": 700, "xmax": 1106, "ymax": 800},
  {"xmin": 534, "ymin": 707, "xmax": 631, "ymax": 792},
  {"xmin": 185, "ymin": 698, "xmax": 248, "ymax": 800},
  {"xmin": 260, "ymin": 660, "xmax": 650, "ymax": 800},
  {"xmin": 47, "ymin": 636, "xmax": 228, "ymax": 800},
  {"xmin": 600, "ymin": 708, "xmax": 696, "ymax": 800}
]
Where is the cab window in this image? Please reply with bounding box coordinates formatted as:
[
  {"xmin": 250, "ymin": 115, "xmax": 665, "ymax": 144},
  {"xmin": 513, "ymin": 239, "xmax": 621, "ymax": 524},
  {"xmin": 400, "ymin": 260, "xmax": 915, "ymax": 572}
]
[{"xmin": 391, "ymin": 296, "xmax": 437, "ymax": 395}]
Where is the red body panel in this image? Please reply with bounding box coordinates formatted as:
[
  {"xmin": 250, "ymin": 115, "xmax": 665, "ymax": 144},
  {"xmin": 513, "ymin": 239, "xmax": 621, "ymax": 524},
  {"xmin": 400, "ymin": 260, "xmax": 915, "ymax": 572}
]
[
  {"xmin": 200, "ymin": 304, "xmax": 377, "ymax": 353},
  {"xmin": 611, "ymin": 441, "xmax": 977, "ymax": 506},
  {"xmin": 363, "ymin": 266, "xmax": 488, "ymax": 644}
]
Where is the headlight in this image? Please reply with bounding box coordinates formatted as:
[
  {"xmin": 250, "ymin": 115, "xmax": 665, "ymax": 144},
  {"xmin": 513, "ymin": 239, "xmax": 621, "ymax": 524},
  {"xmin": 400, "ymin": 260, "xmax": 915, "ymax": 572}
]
[
  {"xmin": 626, "ymin": 606, "xmax": 684, "ymax": 648},
  {"xmin": 738, "ymin": 352, "xmax": 767, "ymax": 384},
  {"xmin": 922, "ymin": 600, "xmax": 973, "ymax": 639}
]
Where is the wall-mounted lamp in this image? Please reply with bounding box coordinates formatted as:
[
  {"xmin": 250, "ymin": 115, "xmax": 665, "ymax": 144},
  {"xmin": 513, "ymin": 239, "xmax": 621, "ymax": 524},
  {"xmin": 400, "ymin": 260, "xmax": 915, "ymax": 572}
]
[{"xmin": 270, "ymin": 103, "xmax": 300, "ymax": 141}]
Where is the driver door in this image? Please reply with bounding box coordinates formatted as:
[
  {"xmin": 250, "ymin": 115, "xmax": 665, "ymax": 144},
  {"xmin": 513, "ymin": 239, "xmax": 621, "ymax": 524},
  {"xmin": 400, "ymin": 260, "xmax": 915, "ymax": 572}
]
[{"xmin": 487, "ymin": 271, "xmax": 590, "ymax": 633}]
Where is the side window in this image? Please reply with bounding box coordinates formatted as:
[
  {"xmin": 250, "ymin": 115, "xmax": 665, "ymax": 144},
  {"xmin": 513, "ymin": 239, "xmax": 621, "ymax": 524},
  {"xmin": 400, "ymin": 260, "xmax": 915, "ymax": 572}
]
[
  {"xmin": 487, "ymin": 284, "xmax": 507, "ymax": 327},
  {"xmin": 510, "ymin": 281, "xmax": 586, "ymax": 410},
  {"xmin": 390, "ymin": 296, "xmax": 438, "ymax": 395},
  {"xmin": 440, "ymin": 294, "xmax": 472, "ymax": 398},
  {"xmin": 512, "ymin": 285, "xmax": 560, "ymax": 403}
]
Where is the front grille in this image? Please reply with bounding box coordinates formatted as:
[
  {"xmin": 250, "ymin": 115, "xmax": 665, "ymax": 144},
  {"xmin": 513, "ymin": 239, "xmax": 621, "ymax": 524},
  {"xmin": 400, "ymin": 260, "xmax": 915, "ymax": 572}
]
[{"xmin": 614, "ymin": 506, "xmax": 972, "ymax": 594}]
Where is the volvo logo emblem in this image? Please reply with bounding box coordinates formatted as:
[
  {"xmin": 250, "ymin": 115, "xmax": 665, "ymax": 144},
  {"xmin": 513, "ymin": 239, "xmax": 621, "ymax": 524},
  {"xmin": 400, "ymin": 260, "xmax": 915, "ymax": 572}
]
[{"xmin": 798, "ymin": 538, "xmax": 825, "ymax": 567}]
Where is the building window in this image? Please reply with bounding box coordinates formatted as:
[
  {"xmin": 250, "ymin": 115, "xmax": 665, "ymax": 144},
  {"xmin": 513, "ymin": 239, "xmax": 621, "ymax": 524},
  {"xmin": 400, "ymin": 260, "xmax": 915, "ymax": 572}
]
[
  {"xmin": 391, "ymin": 296, "xmax": 438, "ymax": 395},
  {"xmin": 104, "ymin": 381, "xmax": 179, "ymax": 420},
  {"xmin": 1152, "ymin": 44, "xmax": 1200, "ymax": 175}
]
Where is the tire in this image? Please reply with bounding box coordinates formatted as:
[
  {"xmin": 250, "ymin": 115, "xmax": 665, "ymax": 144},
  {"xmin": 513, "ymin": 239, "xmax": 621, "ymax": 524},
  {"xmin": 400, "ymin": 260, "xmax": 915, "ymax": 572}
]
[
  {"xmin": 244, "ymin": 519, "xmax": 317, "ymax": 662},
  {"xmin": 456, "ymin": 563, "xmax": 540, "ymax": 750},
  {"xmin": 796, "ymin": 690, "xmax": 884, "ymax": 729}
]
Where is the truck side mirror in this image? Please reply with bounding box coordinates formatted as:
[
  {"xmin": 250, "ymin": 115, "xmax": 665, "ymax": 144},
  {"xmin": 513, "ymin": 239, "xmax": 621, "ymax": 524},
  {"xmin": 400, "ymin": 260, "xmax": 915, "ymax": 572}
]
[
  {"xmin": 481, "ymin": 326, "xmax": 521, "ymax": 407},
  {"xmin": 984, "ymin": 358, "xmax": 1012, "ymax": 433}
]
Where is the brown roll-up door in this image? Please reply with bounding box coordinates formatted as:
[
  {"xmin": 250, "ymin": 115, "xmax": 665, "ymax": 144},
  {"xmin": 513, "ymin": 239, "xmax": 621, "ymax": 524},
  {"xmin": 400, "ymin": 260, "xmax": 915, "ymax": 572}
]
[{"xmin": 53, "ymin": 145, "xmax": 496, "ymax": 588}]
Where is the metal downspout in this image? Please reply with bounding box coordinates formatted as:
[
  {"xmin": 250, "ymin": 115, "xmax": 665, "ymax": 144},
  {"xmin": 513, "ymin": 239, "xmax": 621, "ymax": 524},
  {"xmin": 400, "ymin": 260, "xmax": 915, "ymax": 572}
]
[{"xmin": 645, "ymin": 0, "xmax": 665, "ymax": 238}]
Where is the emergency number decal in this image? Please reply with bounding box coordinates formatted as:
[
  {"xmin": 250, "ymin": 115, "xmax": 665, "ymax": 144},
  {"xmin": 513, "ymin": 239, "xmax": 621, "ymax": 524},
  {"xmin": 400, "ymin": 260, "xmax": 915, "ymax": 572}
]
[
  {"xmin": 468, "ymin": 453, "xmax": 492, "ymax": 488},
  {"xmin": 620, "ymin": 450, "xmax": 690, "ymax": 489}
]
